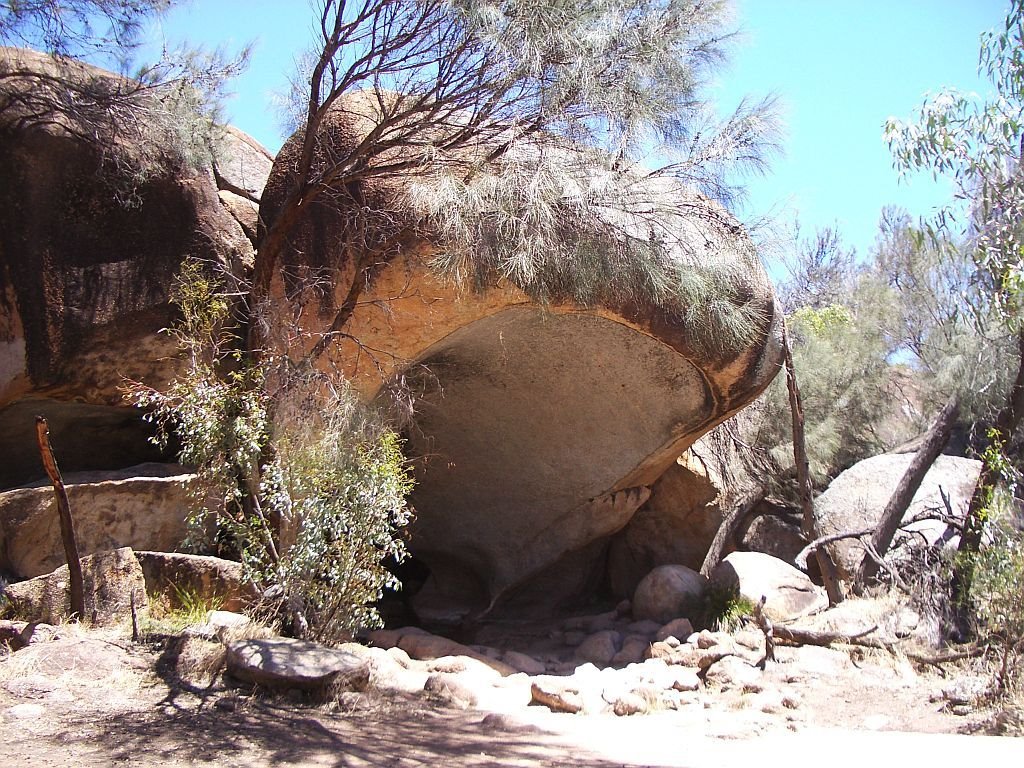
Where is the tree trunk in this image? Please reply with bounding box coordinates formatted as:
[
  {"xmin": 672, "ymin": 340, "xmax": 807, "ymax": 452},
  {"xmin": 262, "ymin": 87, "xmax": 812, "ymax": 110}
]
[
  {"xmin": 35, "ymin": 416, "xmax": 85, "ymax": 621},
  {"xmin": 783, "ymin": 324, "xmax": 844, "ymax": 605},
  {"xmin": 951, "ymin": 328, "xmax": 1024, "ymax": 622},
  {"xmin": 853, "ymin": 395, "xmax": 959, "ymax": 591},
  {"xmin": 699, "ymin": 487, "xmax": 765, "ymax": 578}
]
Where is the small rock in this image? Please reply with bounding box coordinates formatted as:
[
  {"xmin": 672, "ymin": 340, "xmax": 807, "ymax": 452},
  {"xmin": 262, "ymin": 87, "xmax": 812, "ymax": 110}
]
[
  {"xmin": 563, "ymin": 630, "xmax": 587, "ymax": 646},
  {"xmin": 615, "ymin": 599, "xmax": 632, "ymax": 617},
  {"xmin": 655, "ymin": 618, "xmax": 694, "ymax": 643},
  {"xmin": 503, "ymin": 650, "xmax": 546, "ymax": 676},
  {"xmin": 385, "ymin": 646, "xmax": 414, "ymax": 668},
  {"xmin": 6, "ymin": 703, "xmax": 45, "ymax": 719},
  {"xmin": 575, "ymin": 630, "xmax": 622, "ymax": 666},
  {"xmin": 703, "ymin": 655, "xmax": 762, "ymax": 692},
  {"xmin": 668, "ymin": 667, "xmax": 701, "ymax": 692},
  {"xmin": 695, "ymin": 630, "xmax": 729, "ymax": 649},
  {"xmin": 733, "ymin": 629, "xmax": 764, "ymax": 652},
  {"xmin": 19, "ymin": 622, "xmax": 59, "ymax": 646},
  {"xmin": 632, "ymin": 564, "xmax": 708, "ymax": 623},
  {"xmin": 611, "ymin": 636, "xmax": 650, "ymax": 666},
  {"xmin": 709, "ymin": 552, "xmax": 827, "ymax": 622},
  {"xmin": 951, "ymin": 704, "xmax": 973, "ymax": 717},
  {"xmin": 531, "ymin": 680, "xmax": 584, "ymax": 713},
  {"xmin": 424, "ymin": 672, "xmax": 478, "ymax": 709},
  {"xmin": 613, "ymin": 692, "xmax": 647, "ymax": 716},
  {"xmin": 207, "ymin": 610, "xmax": 250, "ymax": 631},
  {"xmin": 225, "ymin": 637, "xmax": 369, "ymax": 691},
  {"xmin": 626, "ymin": 620, "xmax": 662, "ymax": 637}
]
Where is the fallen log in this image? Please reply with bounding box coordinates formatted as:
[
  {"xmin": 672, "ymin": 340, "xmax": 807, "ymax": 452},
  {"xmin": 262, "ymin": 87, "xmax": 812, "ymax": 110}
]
[{"xmin": 770, "ymin": 624, "xmax": 984, "ymax": 667}]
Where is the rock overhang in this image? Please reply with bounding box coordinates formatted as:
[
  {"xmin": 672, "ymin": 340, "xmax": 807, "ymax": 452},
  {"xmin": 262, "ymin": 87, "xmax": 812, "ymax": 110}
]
[{"xmin": 260, "ymin": 99, "xmax": 786, "ymax": 618}]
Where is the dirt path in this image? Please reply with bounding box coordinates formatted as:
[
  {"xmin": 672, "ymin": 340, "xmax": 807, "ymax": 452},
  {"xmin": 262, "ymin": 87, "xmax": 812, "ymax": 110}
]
[{"xmin": 1, "ymin": 627, "xmax": 1019, "ymax": 767}]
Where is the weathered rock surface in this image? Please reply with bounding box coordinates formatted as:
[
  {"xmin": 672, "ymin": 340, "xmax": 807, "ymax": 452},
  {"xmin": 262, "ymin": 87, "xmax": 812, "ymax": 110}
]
[
  {"xmin": 0, "ymin": 464, "xmax": 198, "ymax": 578},
  {"xmin": 3, "ymin": 546, "xmax": 147, "ymax": 624},
  {"xmin": 0, "ymin": 48, "xmax": 255, "ymax": 484},
  {"xmin": 212, "ymin": 125, "xmax": 273, "ymax": 202},
  {"xmin": 261, "ymin": 95, "xmax": 784, "ymax": 617},
  {"xmin": 735, "ymin": 499, "xmax": 806, "ymax": 564},
  {"xmin": 632, "ymin": 564, "xmax": 708, "ymax": 623},
  {"xmin": 136, "ymin": 551, "xmax": 251, "ymax": 613},
  {"xmin": 814, "ymin": 453, "xmax": 983, "ymax": 579},
  {"xmin": 608, "ymin": 453, "xmax": 724, "ymax": 597},
  {"xmin": 709, "ymin": 552, "xmax": 827, "ymax": 622},
  {"xmin": 225, "ymin": 637, "xmax": 370, "ymax": 691}
]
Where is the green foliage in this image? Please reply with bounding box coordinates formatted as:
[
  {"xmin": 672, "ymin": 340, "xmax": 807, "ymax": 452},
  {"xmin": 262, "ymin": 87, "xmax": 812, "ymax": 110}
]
[
  {"xmin": 789, "ymin": 304, "xmax": 853, "ymax": 338},
  {"xmin": 131, "ymin": 260, "xmax": 413, "ymax": 644},
  {"xmin": 272, "ymin": 0, "xmax": 779, "ymax": 359},
  {"xmin": 700, "ymin": 587, "xmax": 756, "ymax": 633},
  {"xmin": 885, "ymin": 3, "xmax": 1024, "ymax": 334},
  {"xmin": 969, "ymin": 522, "xmax": 1024, "ymax": 693},
  {"xmin": 141, "ymin": 583, "xmax": 225, "ymax": 635},
  {"xmin": 0, "ymin": 0, "xmax": 171, "ymax": 61}
]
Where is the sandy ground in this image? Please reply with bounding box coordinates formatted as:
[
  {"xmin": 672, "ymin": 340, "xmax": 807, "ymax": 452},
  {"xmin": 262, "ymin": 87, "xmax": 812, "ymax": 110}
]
[{"xmin": 1, "ymin": 626, "xmax": 1020, "ymax": 767}]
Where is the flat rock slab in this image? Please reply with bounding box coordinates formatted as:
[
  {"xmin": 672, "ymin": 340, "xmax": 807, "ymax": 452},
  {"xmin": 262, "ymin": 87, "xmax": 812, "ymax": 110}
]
[{"xmin": 225, "ymin": 637, "xmax": 369, "ymax": 691}]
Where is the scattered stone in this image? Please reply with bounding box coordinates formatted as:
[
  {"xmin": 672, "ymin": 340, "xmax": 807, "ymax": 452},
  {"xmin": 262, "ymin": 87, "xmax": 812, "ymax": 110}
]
[
  {"xmin": 424, "ymin": 672, "xmax": 478, "ymax": 709},
  {"xmin": 575, "ymin": 630, "xmax": 621, "ymax": 666},
  {"xmin": 611, "ymin": 636, "xmax": 650, "ymax": 666},
  {"xmin": 563, "ymin": 630, "xmax": 587, "ymax": 647},
  {"xmin": 6, "ymin": 703, "xmax": 45, "ymax": 719},
  {"xmin": 709, "ymin": 552, "xmax": 827, "ymax": 622},
  {"xmin": 703, "ymin": 655, "xmax": 762, "ymax": 692},
  {"xmin": 397, "ymin": 630, "xmax": 516, "ymax": 676},
  {"xmin": 733, "ymin": 629, "xmax": 764, "ymax": 652},
  {"xmin": 18, "ymin": 622, "xmax": 59, "ymax": 646},
  {"xmin": 613, "ymin": 691, "xmax": 647, "ymax": 716},
  {"xmin": 207, "ymin": 610, "xmax": 250, "ymax": 632},
  {"xmin": 4, "ymin": 546, "xmax": 147, "ymax": 625},
  {"xmin": 655, "ymin": 618, "xmax": 694, "ymax": 643},
  {"xmin": 942, "ymin": 675, "xmax": 991, "ymax": 706},
  {"xmin": 225, "ymin": 637, "xmax": 370, "ymax": 692},
  {"xmin": 632, "ymin": 564, "xmax": 708, "ymax": 623},
  {"xmin": 667, "ymin": 666, "xmax": 702, "ymax": 692},
  {"xmin": 503, "ymin": 650, "xmax": 546, "ymax": 676},
  {"xmin": 626, "ymin": 619, "xmax": 662, "ymax": 637},
  {"xmin": 531, "ymin": 679, "xmax": 584, "ymax": 714}
]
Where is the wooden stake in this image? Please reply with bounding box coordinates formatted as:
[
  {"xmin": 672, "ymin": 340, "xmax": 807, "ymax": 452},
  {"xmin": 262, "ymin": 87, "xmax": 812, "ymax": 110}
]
[{"xmin": 35, "ymin": 416, "xmax": 85, "ymax": 621}]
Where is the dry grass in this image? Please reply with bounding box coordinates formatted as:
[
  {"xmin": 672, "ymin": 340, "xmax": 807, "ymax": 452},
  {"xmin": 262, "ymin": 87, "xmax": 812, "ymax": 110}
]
[{"xmin": 175, "ymin": 636, "xmax": 226, "ymax": 687}]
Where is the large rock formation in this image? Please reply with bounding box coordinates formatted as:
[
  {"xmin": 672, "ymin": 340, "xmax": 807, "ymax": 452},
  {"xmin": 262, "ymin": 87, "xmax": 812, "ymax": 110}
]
[
  {"xmin": 0, "ymin": 48, "xmax": 268, "ymax": 489},
  {"xmin": 0, "ymin": 463, "xmax": 199, "ymax": 578},
  {"xmin": 814, "ymin": 452, "xmax": 983, "ymax": 580},
  {"xmin": 260, "ymin": 97, "xmax": 785, "ymax": 619}
]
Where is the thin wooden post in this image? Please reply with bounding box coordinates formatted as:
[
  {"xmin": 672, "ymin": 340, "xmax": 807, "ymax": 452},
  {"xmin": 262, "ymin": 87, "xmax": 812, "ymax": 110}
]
[
  {"xmin": 35, "ymin": 416, "xmax": 85, "ymax": 621},
  {"xmin": 782, "ymin": 324, "xmax": 844, "ymax": 605}
]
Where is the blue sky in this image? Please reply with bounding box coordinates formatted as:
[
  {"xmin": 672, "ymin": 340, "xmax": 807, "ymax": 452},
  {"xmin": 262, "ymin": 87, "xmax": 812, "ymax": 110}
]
[{"xmin": 149, "ymin": 0, "xmax": 1008, "ymax": 267}]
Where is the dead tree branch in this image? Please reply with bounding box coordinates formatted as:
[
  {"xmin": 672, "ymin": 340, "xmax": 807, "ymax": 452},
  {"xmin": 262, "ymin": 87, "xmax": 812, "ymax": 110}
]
[
  {"xmin": 854, "ymin": 395, "xmax": 959, "ymax": 591},
  {"xmin": 35, "ymin": 416, "xmax": 85, "ymax": 621}
]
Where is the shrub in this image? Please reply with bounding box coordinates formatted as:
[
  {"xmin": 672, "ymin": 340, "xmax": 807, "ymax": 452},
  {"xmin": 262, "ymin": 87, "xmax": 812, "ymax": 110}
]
[
  {"xmin": 970, "ymin": 522, "xmax": 1024, "ymax": 694},
  {"xmin": 131, "ymin": 260, "xmax": 413, "ymax": 644}
]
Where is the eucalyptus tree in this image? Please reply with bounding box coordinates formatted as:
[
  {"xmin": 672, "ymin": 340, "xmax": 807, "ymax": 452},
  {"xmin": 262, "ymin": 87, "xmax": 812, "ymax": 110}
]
[{"xmin": 885, "ymin": 0, "xmax": 1024, "ymax": 612}]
